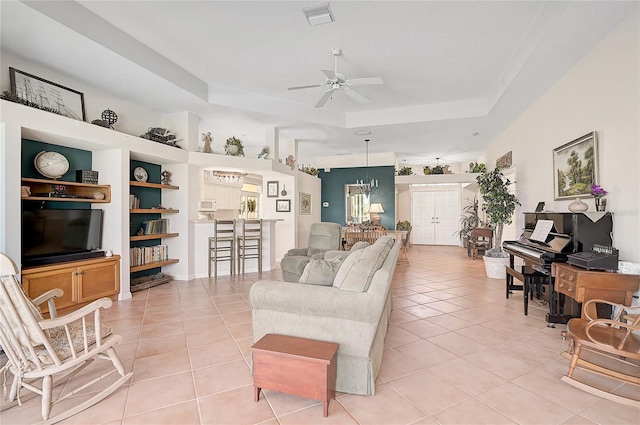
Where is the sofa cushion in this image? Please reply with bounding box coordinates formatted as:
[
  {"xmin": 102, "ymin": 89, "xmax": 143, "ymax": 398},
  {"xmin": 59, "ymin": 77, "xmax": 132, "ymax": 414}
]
[
  {"xmin": 333, "ymin": 237, "xmax": 393, "ymax": 292},
  {"xmin": 350, "ymin": 241, "xmax": 370, "ymax": 252},
  {"xmin": 298, "ymin": 255, "xmax": 346, "ymax": 286}
]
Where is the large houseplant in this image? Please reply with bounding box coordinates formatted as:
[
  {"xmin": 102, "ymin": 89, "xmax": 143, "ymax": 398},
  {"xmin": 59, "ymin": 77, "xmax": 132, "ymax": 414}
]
[
  {"xmin": 476, "ymin": 168, "xmax": 520, "ymax": 275},
  {"xmin": 455, "ymin": 197, "xmax": 480, "ymax": 247}
]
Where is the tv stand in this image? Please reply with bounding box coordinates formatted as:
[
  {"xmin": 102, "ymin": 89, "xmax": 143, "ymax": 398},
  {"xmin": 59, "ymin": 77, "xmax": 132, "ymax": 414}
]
[
  {"xmin": 23, "ymin": 250, "xmax": 105, "ymax": 268},
  {"xmin": 22, "ymin": 255, "xmax": 120, "ymax": 316}
]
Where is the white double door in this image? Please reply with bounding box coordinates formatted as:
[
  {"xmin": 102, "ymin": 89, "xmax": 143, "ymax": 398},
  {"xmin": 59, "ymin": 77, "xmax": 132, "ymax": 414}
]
[{"xmin": 411, "ymin": 190, "xmax": 460, "ymax": 245}]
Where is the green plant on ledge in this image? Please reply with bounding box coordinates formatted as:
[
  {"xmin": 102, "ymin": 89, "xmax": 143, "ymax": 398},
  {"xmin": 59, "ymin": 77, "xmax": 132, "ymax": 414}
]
[
  {"xmin": 469, "ymin": 162, "xmax": 486, "ymax": 173},
  {"xmin": 303, "ymin": 166, "xmax": 319, "ymax": 176},
  {"xmin": 476, "ymin": 168, "xmax": 520, "ymax": 258},
  {"xmin": 224, "ymin": 136, "xmax": 245, "ymax": 156},
  {"xmin": 396, "ymin": 220, "xmax": 411, "ymax": 230},
  {"xmin": 397, "ymin": 166, "xmax": 414, "ymax": 176}
]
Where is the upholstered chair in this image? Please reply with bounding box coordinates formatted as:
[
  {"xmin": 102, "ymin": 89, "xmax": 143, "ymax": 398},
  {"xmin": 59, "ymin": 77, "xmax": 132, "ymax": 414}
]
[{"xmin": 280, "ymin": 222, "xmax": 342, "ymax": 282}]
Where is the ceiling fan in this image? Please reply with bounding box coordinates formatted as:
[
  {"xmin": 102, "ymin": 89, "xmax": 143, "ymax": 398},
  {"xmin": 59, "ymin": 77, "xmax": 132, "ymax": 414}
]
[{"xmin": 288, "ymin": 48, "xmax": 383, "ymax": 108}]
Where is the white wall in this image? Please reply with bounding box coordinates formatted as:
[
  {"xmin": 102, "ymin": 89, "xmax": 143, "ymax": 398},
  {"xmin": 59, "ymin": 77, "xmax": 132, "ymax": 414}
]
[{"xmin": 484, "ymin": 11, "xmax": 640, "ymax": 262}]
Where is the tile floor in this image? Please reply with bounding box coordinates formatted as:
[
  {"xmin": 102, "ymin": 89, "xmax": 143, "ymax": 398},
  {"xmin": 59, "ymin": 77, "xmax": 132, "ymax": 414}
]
[{"xmin": 2, "ymin": 245, "xmax": 639, "ymax": 424}]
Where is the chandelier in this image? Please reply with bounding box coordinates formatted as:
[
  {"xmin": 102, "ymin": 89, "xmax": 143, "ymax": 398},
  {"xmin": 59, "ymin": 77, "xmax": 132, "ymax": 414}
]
[{"xmin": 355, "ymin": 139, "xmax": 378, "ymax": 196}]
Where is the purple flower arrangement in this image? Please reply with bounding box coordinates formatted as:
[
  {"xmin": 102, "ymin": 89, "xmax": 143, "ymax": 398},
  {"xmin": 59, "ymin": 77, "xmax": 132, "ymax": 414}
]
[{"xmin": 591, "ymin": 184, "xmax": 608, "ymax": 198}]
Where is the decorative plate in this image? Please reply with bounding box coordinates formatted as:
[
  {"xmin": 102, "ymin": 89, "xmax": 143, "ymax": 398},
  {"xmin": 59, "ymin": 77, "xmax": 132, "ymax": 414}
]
[
  {"xmin": 133, "ymin": 166, "xmax": 148, "ymax": 182},
  {"xmin": 34, "ymin": 151, "xmax": 70, "ymax": 179}
]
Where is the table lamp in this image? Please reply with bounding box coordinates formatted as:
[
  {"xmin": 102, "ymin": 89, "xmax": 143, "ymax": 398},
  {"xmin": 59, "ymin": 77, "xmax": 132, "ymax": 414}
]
[{"xmin": 369, "ymin": 203, "xmax": 385, "ymax": 225}]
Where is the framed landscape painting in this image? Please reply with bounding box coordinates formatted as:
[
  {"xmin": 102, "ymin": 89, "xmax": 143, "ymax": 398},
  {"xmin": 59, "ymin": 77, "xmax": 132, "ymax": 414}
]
[{"xmin": 553, "ymin": 132, "xmax": 598, "ymax": 200}]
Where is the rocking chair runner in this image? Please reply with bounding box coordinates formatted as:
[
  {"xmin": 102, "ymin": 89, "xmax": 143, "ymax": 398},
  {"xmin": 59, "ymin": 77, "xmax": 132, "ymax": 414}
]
[
  {"xmin": 562, "ymin": 298, "xmax": 640, "ymax": 407},
  {"xmin": 0, "ymin": 253, "xmax": 132, "ymax": 423}
]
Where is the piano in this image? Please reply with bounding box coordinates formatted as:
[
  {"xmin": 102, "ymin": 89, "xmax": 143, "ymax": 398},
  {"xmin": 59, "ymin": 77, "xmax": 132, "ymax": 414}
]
[{"xmin": 503, "ymin": 212, "xmax": 613, "ymax": 324}]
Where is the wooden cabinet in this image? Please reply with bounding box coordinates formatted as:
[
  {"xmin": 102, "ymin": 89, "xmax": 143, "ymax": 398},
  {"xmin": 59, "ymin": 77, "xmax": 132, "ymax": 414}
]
[
  {"xmin": 213, "ymin": 184, "xmax": 241, "ymax": 210},
  {"xmin": 553, "ymin": 263, "xmax": 640, "ymax": 318},
  {"xmin": 22, "ymin": 256, "xmax": 120, "ymax": 315}
]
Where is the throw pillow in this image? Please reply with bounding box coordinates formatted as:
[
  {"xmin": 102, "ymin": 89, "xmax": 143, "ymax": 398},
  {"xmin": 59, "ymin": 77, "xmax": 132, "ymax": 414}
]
[
  {"xmin": 333, "ymin": 242, "xmax": 391, "ymax": 292},
  {"xmin": 298, "ymin": 256, "xmax": 345, "ymax": 286},
  {"xmin": 350, "ymin": 241, "xmax": 369, "ymax": 251}
]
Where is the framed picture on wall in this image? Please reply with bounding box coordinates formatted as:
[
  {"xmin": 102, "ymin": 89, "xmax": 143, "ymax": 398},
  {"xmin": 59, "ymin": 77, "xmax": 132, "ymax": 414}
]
[
  {"xmin": 9, "ymin": 67, "xmax": 86, "ymax": 121},
  {"xmin": 267, "ymin": 181, "xmax": 279, "ymax": 198},
  {"xmin": 300, "ymin": 193, "xmax": 311, "ymax": 214},
  {"xmin": 553, "ymin": 132, "xmax": 598, "ymax": 200},
  {"xmin": 276, "ymin": 199, "xmax": 291, "ymax": 212}
]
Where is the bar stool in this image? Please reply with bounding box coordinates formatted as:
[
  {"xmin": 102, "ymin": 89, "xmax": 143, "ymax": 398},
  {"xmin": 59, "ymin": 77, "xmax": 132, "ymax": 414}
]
[
  {"xmin": 208, "ymin": 219, "xmax": 236, "ymax": 279},
  {"xmin": 237, "ymin": 219, "xmax": 262, "ymax": 275}
]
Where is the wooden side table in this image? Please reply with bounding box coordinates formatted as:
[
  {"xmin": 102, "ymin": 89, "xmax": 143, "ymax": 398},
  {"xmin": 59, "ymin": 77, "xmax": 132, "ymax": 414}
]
[{"xmin": 251, "ymin": 334, "xmax": 339, "ymax": 417}]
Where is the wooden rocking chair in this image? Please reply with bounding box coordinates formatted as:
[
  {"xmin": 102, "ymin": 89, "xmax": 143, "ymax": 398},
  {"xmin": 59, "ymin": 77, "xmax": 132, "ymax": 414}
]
[
  {"xmin": 0, "ymin": 253, "xmax": 132, "ymax": 423},
  {"xmin": 562, "ymin": 298, "xmax": 640, "ymax": 407}
]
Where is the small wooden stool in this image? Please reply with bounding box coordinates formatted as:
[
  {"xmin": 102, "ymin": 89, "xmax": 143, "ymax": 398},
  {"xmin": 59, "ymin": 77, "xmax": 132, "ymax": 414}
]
[{"xmin": 251, "ymin": 334, "xmax": 338, "ymax": 417}]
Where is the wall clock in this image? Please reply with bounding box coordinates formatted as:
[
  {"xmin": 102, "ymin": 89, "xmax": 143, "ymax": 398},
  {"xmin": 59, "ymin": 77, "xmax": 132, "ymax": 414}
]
[
  {"xmin": 34, "ymin": 151, "xmax": 70, "ymax": 179},
  {"xmin": 133, "ymin": 166, "xmax": 148, "ymax": 182}
]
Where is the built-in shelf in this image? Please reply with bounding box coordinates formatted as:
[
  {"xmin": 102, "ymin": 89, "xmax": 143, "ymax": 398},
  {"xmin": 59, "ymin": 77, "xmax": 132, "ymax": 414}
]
[
  {"xmin": 21, "ymin": 177, "xmax": 111, "ymax": 203},
  {"xmin": 130, "ymin": 181, "xmax": 179, "ymax": 190},
  {"xmin": 130, "ymin": 259, "xmax": 179, "ymax": 273},
  {"xmin": 130, "ymin": 209, "xmax": 179, "ymax": 214},
  {"xmin": 130, "ymin": 233, "xmax": 179, "ymax": 241}
]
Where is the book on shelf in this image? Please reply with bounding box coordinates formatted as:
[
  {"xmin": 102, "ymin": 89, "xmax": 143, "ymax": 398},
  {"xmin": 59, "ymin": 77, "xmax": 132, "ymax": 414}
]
[
  {"xmin": 130, "ymin": 245, "xmax": 169, "ymax": 266},
  {"xmin": 129, "ymin": 194, "xmax": 140, "ymax": 209},
  {"xmin": 140, "ymin": 218, "xmax": 170, "ymax": 235}
]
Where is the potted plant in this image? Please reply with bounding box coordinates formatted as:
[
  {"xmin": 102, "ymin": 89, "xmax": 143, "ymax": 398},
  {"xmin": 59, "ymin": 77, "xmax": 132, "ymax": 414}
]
[
  {"xmin": 476, "ymin": 168, "xmax": 520, "ymax": 278},
  {"xmin": 397, "ymin": 166, "xmax": 414, "ymax": 176},
  {"xmin": 454, "ymin": 197, "xmax": 481, "ymax": 247},
  {"xmin": 224, "ymin": 136, "xmax": 245, "ymax": 156},
  {"xmin": 396, "ymin": 220, "xmax": 411, "ymax": 231}
]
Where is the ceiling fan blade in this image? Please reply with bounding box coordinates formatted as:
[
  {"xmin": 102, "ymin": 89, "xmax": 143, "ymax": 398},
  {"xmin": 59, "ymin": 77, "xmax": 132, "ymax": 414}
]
[
  {"xmin": 321, "ymin": 69, "xmax": 337, "ymax": 80},
  {"xmin": 347, "ymin": 77, "xmax": 384, "ymax": 86},
  {"xmin": 314, "ymin": 90, "xmax": 334, "ymax": 108},
  {"xmin": 344, "ymin": 88, "xmax": 370, "ymax": 104},
  {"xmin": 288, "ymin": 84, "xmax": 323, "ymax": 91}
]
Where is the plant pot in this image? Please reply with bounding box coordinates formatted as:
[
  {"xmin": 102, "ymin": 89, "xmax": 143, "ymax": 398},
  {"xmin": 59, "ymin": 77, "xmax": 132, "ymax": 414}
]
[
  {"xmin": 226, "ymin": 144, "xmax": 239, "ymax": 155},
  {"xmin": 483, "ymin": 255, "xmax": 509, "ymax": 279}
]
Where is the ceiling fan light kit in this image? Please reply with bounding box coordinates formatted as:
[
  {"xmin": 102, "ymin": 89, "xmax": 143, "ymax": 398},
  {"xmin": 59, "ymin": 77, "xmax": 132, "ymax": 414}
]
[{"xmin": 288, "ymin": 48, "xmax": 383, "ymax": 108}]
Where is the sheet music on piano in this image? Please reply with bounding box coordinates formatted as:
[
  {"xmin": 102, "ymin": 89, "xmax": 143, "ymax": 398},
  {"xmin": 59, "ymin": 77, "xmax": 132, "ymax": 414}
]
[{"xmin": 530, "ymin": 219, "xmax": 554, "ymax": 243}]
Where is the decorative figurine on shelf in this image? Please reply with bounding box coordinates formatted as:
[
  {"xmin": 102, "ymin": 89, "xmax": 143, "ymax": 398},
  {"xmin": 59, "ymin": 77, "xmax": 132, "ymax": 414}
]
[
  {"xmin": 140, "ymin": 127, "xmax": 182, "ymax": 148},
  {"xmin": 201, "ymin": 132, "xmax": 213, "ymax": 153},
  {"xmin": 136, "ymin": 227, "xmax": 144, "ymax": 236},
  {"xmin": 161, "ymin": 170, "xmax": 172, "ymax": 185},
  {"xmin": 91, "ymin": 109, "xmax": 118, "ymax": 129},
  {"xmin": 258, "ymin": 146, "xmax": 269, "ymax": 159},
  {"xmin": 286, "ymin": 155, "xmax": 295, "ymax": 169}
]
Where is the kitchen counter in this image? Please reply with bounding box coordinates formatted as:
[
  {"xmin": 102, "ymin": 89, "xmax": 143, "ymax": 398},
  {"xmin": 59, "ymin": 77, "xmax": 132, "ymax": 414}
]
[{"xmin": 189, "ymin": 219, "xmax": 282, "ymax": 278}]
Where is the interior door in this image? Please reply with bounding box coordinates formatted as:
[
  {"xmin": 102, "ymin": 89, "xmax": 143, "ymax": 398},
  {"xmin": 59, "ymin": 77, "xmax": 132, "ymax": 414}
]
[{"xmin": 411, "ymin": 189, "xmax": 460, "ymax": 245}]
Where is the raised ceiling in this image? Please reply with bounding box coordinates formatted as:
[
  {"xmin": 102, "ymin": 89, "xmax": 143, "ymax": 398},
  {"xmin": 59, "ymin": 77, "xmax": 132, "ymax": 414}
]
[{"xmin": 1, "ymin": 1, "xmax": 637, "ymax": 166}]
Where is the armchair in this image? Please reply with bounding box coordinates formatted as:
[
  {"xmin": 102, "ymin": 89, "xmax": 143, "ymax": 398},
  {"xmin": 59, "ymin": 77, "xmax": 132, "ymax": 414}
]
[
  {"xmin": 0, "ymin": 253, "xmax": 133, "ymax": 423},
  {"xmin": 280, "ymin": 222, "xmax": 342, "ymax": 282}
]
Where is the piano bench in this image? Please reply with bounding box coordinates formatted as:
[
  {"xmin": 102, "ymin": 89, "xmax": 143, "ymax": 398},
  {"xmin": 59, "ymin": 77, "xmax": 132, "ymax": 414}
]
[{"xmin": 506, "ymin": 266, "xmax": 549, "ymax": 315}]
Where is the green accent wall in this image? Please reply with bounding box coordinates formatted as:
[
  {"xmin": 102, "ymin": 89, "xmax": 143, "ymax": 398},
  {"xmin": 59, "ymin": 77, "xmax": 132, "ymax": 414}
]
[
  {"xmin": 319, "ymin": 165, "xmax": 396, "ymax": 228},
  {"xmin": 22, "ymin": 139, "xmax": 92, "ymax": 210}
]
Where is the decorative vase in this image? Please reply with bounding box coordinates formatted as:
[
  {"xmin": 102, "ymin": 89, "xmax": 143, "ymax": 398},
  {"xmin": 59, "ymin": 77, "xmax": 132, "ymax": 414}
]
[
  {"xmin": 595, "ymin": 197, "xmax": 607, "ymax": 211},
  {"xmin": 568, "ymin": 198, "xmax": 588, "ymax": 212},
  {"xmin": 226, "ymin": 144, "xmax": 239, "ymax": 155}
]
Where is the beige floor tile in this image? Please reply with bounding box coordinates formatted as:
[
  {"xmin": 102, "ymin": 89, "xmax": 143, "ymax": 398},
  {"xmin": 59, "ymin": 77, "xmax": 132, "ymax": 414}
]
[
  {"xmin": 401, "ymin": 304, "xmax": 445, "ymax": 319},
  {"xmin": 198, "ymin": 386, "xmax": 276, "ymax": 425},
  {"xmin": 186, "ymin": 324, "xmax": 234, "ymax": 347},
  {"xmin": 278, "ymin": 398, "xmax": 359, "ymax": 424},
  {"xmin": 387, "ymin": 369, "xmax": 471, "ymax": 415},
  {"xmin": 427, "ymin": 331, "xmax": 489, "ymax": 356},
  {"xmin": 397, "ymin": 319, "xmax": 450, "ymax": 339},
  {"xmin": 576, "ymin": 398, "xmax": 640, "ymax": 424},
  {"xmin": 260, "ymin": 388, "xmax": 323, "ymax": 418},
  {"xmin": 221, "ymin": 309, "xmax": 253, "ymax": 325},
  {"xmin": 384, "ymin": 325, "xmax": 421, "ymax": 347},
  {"xmin": 377, "ymin": 348, "xmax": 427, "ymax": 382},
  {"xmin": 426, "ymin": 314, "xmax": 474, "ymax": 331},
  {"xmin": 215, "ymin": 301, "xmax": 251, "ymax": 314},
  {"xmin": 428, "ymin": 357, "xmax": 506, "ymax": 396},
  {"xmin": 394, "ymin": 339, "xmax": 457, "ymax": 368},
  {"xmin": 139, "ymin": 320, "xmax": 185, "ymax": 340},
  {"xmin": 338, "ymin": 383, "xmax": 427, "ymax": 424},
  {"xmin": 228, "ymin": 322, "xmax": 253, "ymax": 339},
  {"xmin": 124, "ymin": 372, "xmax": 195, "ymax": 418},
  {"xmin": 431, "ymin": 398, "xmax": 516, "ymax": 424},
  {"xmin": 142, "ymin": 310, "xmax": 184, "ymax": 327},
  {"xmin": 189, "ymin": 339, "xmax": 245, "ymax": 369},
  {"xmin": 136, "ymin": 333, "xmax": 188, "ymax": 358},
  {"xmin": 56, "ymin": 385, "xmax": 129, "ymax": 424},
  {"xmin": 464, "ymin": 348, "xmax": 536, "ymax": 380},
  {"xmin": 131, "ymin": 349, "xmax": 191, "ymax": 382},
  {"xmin": 455, "ymin": 324, "xmax": 512, "ymax": 346},
  {"xmin": 182, "ymin": 314, "xmax": 225, "ymax": 332},
  {"xmin": 180, "ymin": 305, "xmax": 220, "ymax": 320},
  {"xmin": 389, "ymin": 308, "xmax": 420, "ymax": 324},
  {"xmin": 192, "ymin": 359, "xmax": 253, "ymax": 397},
  {"xmin": 122, "ymin": 400, "xmax": 200, "ymax": 424},
  {"xmin": 477, "ymin": 382, "xmax": 574, "ymax": 425}
]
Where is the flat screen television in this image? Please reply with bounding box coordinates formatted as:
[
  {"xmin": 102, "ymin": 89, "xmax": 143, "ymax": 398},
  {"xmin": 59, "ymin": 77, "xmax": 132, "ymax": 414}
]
[{"xmin": 22, "ymin": 208, "xmax": 104, "ymax": 267}]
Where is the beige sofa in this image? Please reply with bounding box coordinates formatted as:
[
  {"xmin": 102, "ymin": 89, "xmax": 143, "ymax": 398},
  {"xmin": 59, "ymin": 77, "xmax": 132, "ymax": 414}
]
[{"xmin": 249, "ymin": 235, "xmax": 400, "ymax": 396}]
